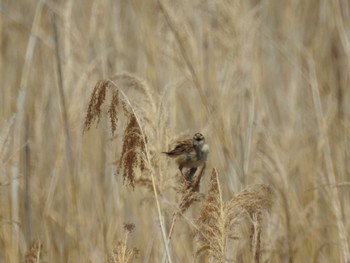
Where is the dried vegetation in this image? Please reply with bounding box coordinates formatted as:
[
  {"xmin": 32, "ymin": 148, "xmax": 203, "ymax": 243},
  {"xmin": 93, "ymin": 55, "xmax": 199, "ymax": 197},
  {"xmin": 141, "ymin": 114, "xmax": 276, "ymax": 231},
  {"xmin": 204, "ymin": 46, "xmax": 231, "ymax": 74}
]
[{"xmin": 1, "ymin": 0, "xmax": 350, "ymax": 262}]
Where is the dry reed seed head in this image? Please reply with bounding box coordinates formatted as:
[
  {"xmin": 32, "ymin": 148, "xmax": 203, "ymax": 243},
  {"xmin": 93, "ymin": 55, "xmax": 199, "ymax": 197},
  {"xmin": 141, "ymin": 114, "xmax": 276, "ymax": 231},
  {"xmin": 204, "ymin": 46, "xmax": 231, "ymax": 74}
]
[
  {"xmin": 25, "ymin": 238, "xmax": 44, "ymax": 263},
  {"xmin": 134, "ymin": 177, "xmax": 154, "ymax": 192},
  {"xmin": 83, "ymin": 78, "xmax": 154, "ymax": 190},
  {"xmin": 124, "ymin": 223, "xmax": 135, "ymax": 233},
  {"xmin": 108, "ymin": 224, "xmax": 139, "ymax": 263},
  {"xmin": 108, "ymin": 90, "xmax": 120, "ymax": 135},
  {"xmin": 195, "ymin": 172, "xmax": 274, "ymax": 262},
  {"xmin": 108, "ymin": 243, "xmax": 139, "ymax": 263},
  {"xmin": 195, "ymin": 169, "xmax": 226, "ymax": 261},
  {"xmin": 111, "ymin": 72, "xmax": 155, "ymax": 111},
  {"xmin": 118, "ymin": 114, "xmax": 147, "ymax": 189},
  {"xmin": 179, "ymin": 188, "xmax": 204, "ymax": 213},
  {"xmin": 227, "ymin": 184, "xmax": 275, "ymax": 218},
  {"xmin": 83, "ymin": 80, "xmax": 110, "ymax": 132},
  {"xmin": 197, "ymin": 169, "xmax": 221, "ymax": 224},
  {"xmin": 206, "ymin": 168, "xmax": 220, "ymax": 204}
]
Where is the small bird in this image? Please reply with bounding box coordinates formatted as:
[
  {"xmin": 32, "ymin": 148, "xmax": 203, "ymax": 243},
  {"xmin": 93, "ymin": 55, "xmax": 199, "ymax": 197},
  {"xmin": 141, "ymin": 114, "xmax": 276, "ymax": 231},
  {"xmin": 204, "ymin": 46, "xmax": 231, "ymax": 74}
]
[{"xmin": 163, "ymin": 133, "xmax": 209, "ymax": 181}]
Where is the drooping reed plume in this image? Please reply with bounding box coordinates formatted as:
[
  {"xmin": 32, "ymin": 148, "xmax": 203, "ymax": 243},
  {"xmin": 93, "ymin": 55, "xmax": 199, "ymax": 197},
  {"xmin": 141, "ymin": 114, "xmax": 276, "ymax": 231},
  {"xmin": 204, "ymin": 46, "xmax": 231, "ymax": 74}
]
[
  {"xmin": 196, "ymin": 169, "xmax": 274, "ymax": 262},
  {"xmin": 84, "ymin": 72, "xmax": 173, "ymax": 262},
  {"xmin": 83, "ymin": 74, "xmax": 153, "ymax": 189},
  {"xmin": 226, "ymin": 184, "xmax": 274, "ymax": 262}
]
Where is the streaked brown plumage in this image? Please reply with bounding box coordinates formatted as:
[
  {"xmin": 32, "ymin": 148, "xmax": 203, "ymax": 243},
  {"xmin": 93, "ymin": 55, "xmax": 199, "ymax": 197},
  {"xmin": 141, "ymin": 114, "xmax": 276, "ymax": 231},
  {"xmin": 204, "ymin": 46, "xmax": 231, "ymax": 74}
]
[
  {"xmin": 163, "ymin": 133, "xmax": 209, "ymax": 180},
  {"xmin": 163, "ymin": 138, "xmax": 193, "ymax": 157}
]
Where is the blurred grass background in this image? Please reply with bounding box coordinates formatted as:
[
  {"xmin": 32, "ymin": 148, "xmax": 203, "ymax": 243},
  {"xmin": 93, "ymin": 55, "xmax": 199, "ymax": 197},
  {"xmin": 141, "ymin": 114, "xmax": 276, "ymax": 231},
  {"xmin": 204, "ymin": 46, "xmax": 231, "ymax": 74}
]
[{"xmin": 1, "ymin": 0, "xmax": 350, "ymax": 262}]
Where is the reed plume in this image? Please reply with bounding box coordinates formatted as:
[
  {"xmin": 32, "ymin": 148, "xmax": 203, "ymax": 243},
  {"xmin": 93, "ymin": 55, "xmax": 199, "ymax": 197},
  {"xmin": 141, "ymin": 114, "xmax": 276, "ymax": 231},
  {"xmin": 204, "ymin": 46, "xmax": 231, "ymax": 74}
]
[
  {"xmin": 24, "ymin": 238, "xmax": 44, "ymax": 263},
  {"xmin": 108, "ymin": 224, "xmax": 139, "ymax": 263},
  {"xmin": 83, "ymin": 73, "xmax": 172, "ymax": 261},
  {"xmin": 196, "ymin": 169, "xmax": 274, "ymax": 262},
  {"xmin": 83, "ymin": 75, "xmax": 152, "ymax": 189}
]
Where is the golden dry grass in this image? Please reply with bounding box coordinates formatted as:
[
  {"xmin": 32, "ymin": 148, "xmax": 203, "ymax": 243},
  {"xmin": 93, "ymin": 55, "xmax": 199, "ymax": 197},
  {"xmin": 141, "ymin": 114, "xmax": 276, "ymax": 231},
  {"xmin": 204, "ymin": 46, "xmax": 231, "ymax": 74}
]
[{"xmin": 1, "ymin": 0, "xmax": 350, "ymax": 262}]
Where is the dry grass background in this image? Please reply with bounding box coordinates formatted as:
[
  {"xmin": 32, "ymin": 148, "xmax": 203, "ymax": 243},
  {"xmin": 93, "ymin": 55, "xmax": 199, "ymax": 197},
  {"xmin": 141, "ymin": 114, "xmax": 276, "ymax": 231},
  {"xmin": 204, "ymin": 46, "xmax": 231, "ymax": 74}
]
[{"xmin": 1, "ymin": 0, "xmax": 350, "ymax": 262}]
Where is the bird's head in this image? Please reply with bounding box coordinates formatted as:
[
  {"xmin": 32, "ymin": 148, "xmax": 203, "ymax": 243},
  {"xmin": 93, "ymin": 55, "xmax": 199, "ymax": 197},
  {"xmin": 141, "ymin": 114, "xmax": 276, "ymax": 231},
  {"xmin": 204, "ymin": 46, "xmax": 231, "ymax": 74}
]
[{"xmin": 193, "ymin": 133, "xmax": 205, "ymax": 148}]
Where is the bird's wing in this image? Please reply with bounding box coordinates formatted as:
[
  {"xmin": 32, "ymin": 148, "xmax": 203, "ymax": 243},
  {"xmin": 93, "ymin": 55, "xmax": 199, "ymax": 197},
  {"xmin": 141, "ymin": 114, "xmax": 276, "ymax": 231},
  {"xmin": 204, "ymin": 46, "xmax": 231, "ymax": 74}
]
[{"xmin": 163, "ymin": 138, "xmax": 192, "ymax": 156}]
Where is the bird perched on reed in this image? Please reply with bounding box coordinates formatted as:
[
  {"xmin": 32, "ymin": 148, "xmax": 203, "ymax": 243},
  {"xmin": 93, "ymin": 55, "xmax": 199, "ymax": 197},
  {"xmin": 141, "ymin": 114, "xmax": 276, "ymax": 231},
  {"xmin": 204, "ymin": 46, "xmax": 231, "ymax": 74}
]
[{"xmin": 163, "ymin": 133, "xmax": 209, "ymax": 181}]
